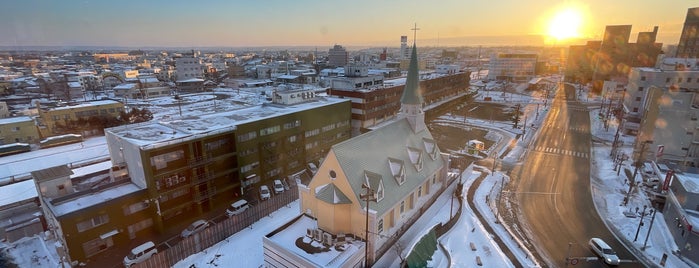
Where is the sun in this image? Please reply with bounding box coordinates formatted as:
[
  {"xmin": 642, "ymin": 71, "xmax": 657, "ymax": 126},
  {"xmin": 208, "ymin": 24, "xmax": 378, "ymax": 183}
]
[{"xmin": 548, "ymin": 8, "xmax": 583, "ymax": 40}]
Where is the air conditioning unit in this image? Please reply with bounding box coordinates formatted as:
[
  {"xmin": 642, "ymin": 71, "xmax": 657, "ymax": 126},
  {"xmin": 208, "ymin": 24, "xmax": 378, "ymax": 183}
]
[
  {"xmin": 322, "ymin": 232, "xmax": 334, "ymax": 246},
  {"xmin": 313, "ymin": 229, "xmax": 323, "ymax": 242},
  {"xmin": 336, "ymin": 233, "xmax": 346, "ymax": 245},
  {"xmin": 306, "ymin": 228, "xmax": 314, "ymax": 238}
]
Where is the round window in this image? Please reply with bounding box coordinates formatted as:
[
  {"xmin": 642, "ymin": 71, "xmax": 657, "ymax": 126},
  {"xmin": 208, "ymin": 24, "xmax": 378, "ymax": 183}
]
[{"xmin": 329, "ymin": 170, "xmax": 337, "ymax": 179}]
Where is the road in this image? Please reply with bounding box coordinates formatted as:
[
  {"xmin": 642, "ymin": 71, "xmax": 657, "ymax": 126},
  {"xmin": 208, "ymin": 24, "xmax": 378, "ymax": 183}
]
[{"xmin": 508, "ymin": 83, "xmax": 638, "ymax": 267}]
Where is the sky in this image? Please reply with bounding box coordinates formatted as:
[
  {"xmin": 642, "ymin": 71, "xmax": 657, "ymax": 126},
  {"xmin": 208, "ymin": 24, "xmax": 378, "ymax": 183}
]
[{"xmin": 0, "ymin": 0, "xmax": 694, "ymax": 48}]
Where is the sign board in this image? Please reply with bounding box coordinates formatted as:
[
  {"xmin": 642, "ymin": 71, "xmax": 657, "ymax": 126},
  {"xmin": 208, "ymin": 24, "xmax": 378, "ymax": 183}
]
[
  {"xmin": 662, "ymin": 170, "xmax": 674, "ymax": 191},
  {"xmin": 656, "ymin": 145, "xmax": 665, "ymax": 158}
]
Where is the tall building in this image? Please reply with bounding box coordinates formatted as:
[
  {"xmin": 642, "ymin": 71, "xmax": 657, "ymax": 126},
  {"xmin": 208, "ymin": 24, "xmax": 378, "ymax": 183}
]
[
  {"xmin": 400, "ymin": 36, "xmax": 409, "ymax": 60},
  {"xmin": 328, "ymin": 45, "xmax": 349, "ymax": 67},
  {"xmin": 175, "ymin": 56, "xmax": 203, "ymax": 81},
  {"xmin": 565, "ymin": 25, "xmax": 662, "ymax": 92},
  {"xmin": 676, "ymin": 7, "xmax": 699, "ymax": 58},
  {"xmin": 627, "ymin": 57, "xmax": 699, "ymax": 168},
  {"xmin": 264, "ymin": 42, "xmax": 449, "ymax": 267}
]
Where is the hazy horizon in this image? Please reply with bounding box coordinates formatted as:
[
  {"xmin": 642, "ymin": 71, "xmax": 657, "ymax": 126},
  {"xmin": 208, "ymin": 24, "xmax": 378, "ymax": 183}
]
[{"xmin": 0, "ymin": 1, "xmax": 693, "ymax": 48}]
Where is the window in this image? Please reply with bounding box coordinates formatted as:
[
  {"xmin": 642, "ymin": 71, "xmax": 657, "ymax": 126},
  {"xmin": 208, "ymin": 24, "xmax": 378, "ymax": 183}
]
[
  {"xmin": 633, "ymin": 108, "xmax": 639, "ymax": 112},
  {"xmin": 150, "ymin": 150, "xmax": 184, "ymax": 170},
  {"xmin": 688, "ymin": 78, "xmax": 693, "ymax": 83},
  {"xmin": 635, "ymin": 97, "xmax": 641, "ymax": 101},
  {"xmin": 76, "ymin": 214, "xmax": 110, "ymax": 232},
  {"xmin": 124, "ymin": 201, "xmax": 150, "ymax": 215},
  {"xmin": 638, "ymin": 87, "xmax": 643, "ymax": 91},
  {"xmin": 305, "ymin": 128, "xmax": 320, "ymax": 137},
  {"xmin": 240, "ymin": 161, "xmax": 259, "ymax": 173},
  {"xmin": 418, "ymin": 186, "xmax": 423, "ymax": 197},
  {"xmin": 400, "ymin": 200, "xmax": 405, "ymax": 213},
  {"xmin": 283, "ymin": 120, "xmax": 301, "ymax": 129},
  {"xmin": 287, "ymin": 134, "xmax": 298, "ymax": 143},
  {"xmin": 259, "ymin": 125, "xmax": 280, "ymax": 136},
  {"xmin": 378, "ymin": 219, "xmax": 384, "ymax": 233},
  {"xmin": 11, "ymin": 126, "xmax": 19, "ymax": 132},
  {"xmin": 666, "ymin": 77, "xmax": 671, "ymax": 83},
  {"xmin": 237, "ymin": 131, "xmax": 257, "ymax": 142},
  {"xmin": 640, "ymin": 76, "xmax": 646, "ymax": 81},
  {"xmin": 82, "ymin": 237, "xmax": 113, "ymax": 258}
]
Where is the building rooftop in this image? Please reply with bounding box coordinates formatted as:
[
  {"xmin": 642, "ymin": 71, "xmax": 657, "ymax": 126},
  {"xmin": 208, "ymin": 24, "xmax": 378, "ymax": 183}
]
[
  {"xmin": 49, "ymin": 182, "xmax": 142, "ymax": 216},
  {"xmin": 675, "ymin": 172, "xmax": 699, "ymax": 194},
  {"xmin": 0, "ymin": 179, "xmax": 38, "ymax": 208},
  {"xmin": 45, "ymin": 100, "xmax": 121, "ymax": 112},
  {"xmin": 265, "ymin": 214, "xmax": 364, "ymax": 268},
  {"xmin": 0, "ymin": 116, "xmax": 33, "ymax": 124},
  {"xmin": 107, "ymin": 96, "xmax": 348, "ymax": 148}
]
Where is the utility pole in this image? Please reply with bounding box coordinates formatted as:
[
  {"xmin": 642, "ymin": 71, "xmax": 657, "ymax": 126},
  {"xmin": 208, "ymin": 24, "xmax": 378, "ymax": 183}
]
[
  {"xmin": 625, "ymin": 140, "xmax": 652, "ymax": 206},
  {"xmin": 642, "ymin": 208, "xmax": 657, "ymax": 250},
  {"xmin": 634, "ymin": 205, "xmax": 648, "ymax": 242},
  {"xmin": 360, "ymin": 183, "xmax": 377, "ymax": 268}
]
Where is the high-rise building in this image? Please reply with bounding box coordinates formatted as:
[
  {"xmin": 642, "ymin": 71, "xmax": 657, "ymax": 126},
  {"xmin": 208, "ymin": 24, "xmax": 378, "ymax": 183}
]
[
  {"xmin": 677, "ymin": 7, "xmax": 699, "ymax": 58},
  {"xmin": 328, "ymin": 45, "xmax": 349, "ymax": 67},
  {"xmin": 400, "ymin": 36, "xmax": 409, "ymax": 59}
]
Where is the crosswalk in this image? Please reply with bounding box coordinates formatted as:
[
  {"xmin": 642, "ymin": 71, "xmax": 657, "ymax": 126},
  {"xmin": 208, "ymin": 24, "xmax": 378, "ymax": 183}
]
[{"xmin": 532, "ymin": 146, "xmax": 589, "ymax": 158}]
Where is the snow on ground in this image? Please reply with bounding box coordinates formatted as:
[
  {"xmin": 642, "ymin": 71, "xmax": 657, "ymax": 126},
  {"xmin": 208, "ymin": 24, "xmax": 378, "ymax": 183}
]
[{"xmin": 3, "ymin": 79, "xmax": 695, "ymax": 267}]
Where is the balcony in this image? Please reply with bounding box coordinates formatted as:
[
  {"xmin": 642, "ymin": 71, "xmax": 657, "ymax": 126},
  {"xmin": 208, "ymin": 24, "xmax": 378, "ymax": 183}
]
[{"xmin": 187, "ymin": 155, "xmax": 211, "ymax": 166}]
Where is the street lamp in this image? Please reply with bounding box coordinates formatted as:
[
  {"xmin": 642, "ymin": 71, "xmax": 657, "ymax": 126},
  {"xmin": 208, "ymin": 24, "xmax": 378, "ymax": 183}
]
[
  {"xmin": 634, "ymin": 205, "xmax": 647, "ymax": 242},
  {"xmin": 625, "ymin": 140, "xmax": 652, "ymax": 206},
  {"xmin": 360, "ymin": 183, "xmax": 377, "ymax": 267},
  {"xmin": 642, "ymin": 208, "xmax": 657, "ymax": 250}
]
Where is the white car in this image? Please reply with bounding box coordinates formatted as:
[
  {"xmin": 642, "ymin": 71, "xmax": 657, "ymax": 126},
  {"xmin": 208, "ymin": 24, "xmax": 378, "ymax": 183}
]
[
  {"xmin": 180, "ymin": 219, "xmax": 209, "ymax": 238},
  {"xmin": 260, "ymin": 185, "xmax": 271, "ymax": 200},
  {"xmin": 273, "ymin": 179, "xmax": 284, "ymax": 194},
  {"xmin": 123, "ymin": 241, "xmax": 157, "ymax": 267},
  {"xmin": 226, "ymin": 199, "xmax": 250, "ymax": 217},
  {"xmin": 589, "ymin": 238, "xmax": 620, "ymax": 265}
]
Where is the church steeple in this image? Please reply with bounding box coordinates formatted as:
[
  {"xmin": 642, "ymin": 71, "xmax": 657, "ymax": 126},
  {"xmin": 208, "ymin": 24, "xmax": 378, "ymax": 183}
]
[{"xmin": 399, "ymin": 26, "xmax": 426, "ymax": 133}]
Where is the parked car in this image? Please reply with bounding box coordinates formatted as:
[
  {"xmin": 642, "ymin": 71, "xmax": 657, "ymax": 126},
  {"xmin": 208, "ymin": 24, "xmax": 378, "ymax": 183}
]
[
  {"xmin": 273, "ymin": 179, "xmax": 284, "ymax": 194},
  {"xmin": 589, "ymin": 238, "xmax": 620, "ymax": 265},
  {"xmin": 123, "ymin": 241, "xmax": 157, "ymax": 267},
  {"xmin": 180, "ymin": 219, "xmax": 209, "ymax": 238},
  {"xmin": 226, "ymin": 199, "xmax": 250, "ymax": 217},
  {"xmin": 260, "ymin": 185, "xmax": 271, "ymax": 200}
]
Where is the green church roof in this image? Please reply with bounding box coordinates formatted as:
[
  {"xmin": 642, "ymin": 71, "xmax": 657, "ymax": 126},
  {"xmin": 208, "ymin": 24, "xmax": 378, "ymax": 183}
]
[{"xmin": 400, "ymin": 44, "xmax": 423, "ymax": 105}]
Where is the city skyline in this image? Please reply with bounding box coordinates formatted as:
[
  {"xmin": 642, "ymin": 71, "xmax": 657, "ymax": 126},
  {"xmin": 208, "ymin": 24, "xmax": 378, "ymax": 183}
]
[{"xmin": 0, "ymin": 0, "xmax": 694, "ymax": 48}]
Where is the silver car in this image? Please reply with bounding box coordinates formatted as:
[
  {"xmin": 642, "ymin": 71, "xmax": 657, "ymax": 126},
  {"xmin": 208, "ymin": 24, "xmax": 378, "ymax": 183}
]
[
  {"xmin": 180, "ymin": 219, "xmax": 209, "ymax": 238},
  {"xmin": 589, "ymin": 238, "xmax": 620, "ymax": 265}
]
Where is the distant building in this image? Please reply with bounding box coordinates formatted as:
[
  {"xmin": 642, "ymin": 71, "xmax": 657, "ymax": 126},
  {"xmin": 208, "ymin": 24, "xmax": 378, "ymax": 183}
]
[
  {"xmin": 676, "ymin": 7, "xmax": 699, "ymax": 58},
  {"xmin": 264, "ymin": 43, "xmax": 449, "ymax": 267},
  {"xmin": 487, "ymin": 53, "xmax": 537, "ymax": 82},
  {"xmin": 400, "ymin": 36, "xmax": 409, "ymax": 60},
  {"xmin": 328, "ymin": 69, "xmax": 469, "ymax": 135},
  {"xmin": 35, "ymin": 100, "xmax": 125, "ymax": 138},
  {"xmin": 624, "ymin": 58, "xmax": 699, "ymax": 137},
  {"xmin": 0, "ymin": 116, "xmax": 40, "ymax": 144},
  {"xmin": 565, "ymin": 25, "xmax": 662, "ymax": 92},
  {"xmin": 176, "ymin": 56, "xmax": 203, "ymax": 81},
  {"xmin": 328, "ymin": 45, "xmax": 349, "ymax": 68}
]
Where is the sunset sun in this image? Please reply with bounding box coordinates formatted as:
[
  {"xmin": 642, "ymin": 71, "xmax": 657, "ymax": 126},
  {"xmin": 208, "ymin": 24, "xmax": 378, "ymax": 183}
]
[{"xmin": 548, "ymin": 8, "xmax": 583, "ymax": 40}]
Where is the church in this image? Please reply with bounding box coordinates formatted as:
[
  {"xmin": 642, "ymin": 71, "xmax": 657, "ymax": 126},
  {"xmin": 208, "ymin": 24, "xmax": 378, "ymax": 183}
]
[{"xmin": 263, "ymin": 42, "xmax": 449, "ymax": 267}]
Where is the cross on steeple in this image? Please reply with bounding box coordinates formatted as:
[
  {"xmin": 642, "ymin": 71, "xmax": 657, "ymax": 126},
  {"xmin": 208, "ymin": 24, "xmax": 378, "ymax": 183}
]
[{"xmin": 411, "ymin": 23, "xmax": 420, "ymax": 44}]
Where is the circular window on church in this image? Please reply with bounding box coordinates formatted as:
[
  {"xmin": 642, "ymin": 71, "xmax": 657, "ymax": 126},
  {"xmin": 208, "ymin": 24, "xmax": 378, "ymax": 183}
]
[{"xmin": 329, "ymin": 170, "xmax": 337, "ymax": 180}]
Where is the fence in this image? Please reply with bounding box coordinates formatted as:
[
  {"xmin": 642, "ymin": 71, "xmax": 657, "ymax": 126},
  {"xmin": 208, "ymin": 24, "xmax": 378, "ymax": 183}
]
[{"xmin": 134, "ymin": 188, "xmax": 299, "ymax": 268}]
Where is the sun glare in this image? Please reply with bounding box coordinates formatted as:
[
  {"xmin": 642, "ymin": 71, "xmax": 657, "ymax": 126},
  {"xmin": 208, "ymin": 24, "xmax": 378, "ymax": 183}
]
[{"xmin": 548, "ymin": 8, "xmax": 583, "ymax": 40}]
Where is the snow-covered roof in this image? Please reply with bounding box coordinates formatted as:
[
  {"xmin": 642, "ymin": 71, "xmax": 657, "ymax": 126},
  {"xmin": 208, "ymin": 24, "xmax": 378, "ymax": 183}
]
[
  {"xmin": 70, "ymin": 161, "xmax": 112, "ymax": 179},
  {"xmin": 176, "ymin": 78, "xmax": 205, "ymax": 83},
  {"xmin": 0, "ymin": 179, "xmax": 38, "ymax": 207},
  {"xmin": 113, "ymin": 83, "xmax": 137, "ymax": 90},
  {"xmin": 107, "ymin": 97, "xmax": 348, "ymax": 148},
  {"xmin": 49, "ymin": 182, "xmax": 142, "ymax": 216},
  {"xmin": 675, "ymin": 172, "xmax": 699, "ymax": 194},
  {"xmin": 0, "ymin": 116, "xmax": 33, "ymax": 125},
  {"xmin": 48, "ymin": 100, "xmax": 121, "ymax": 111},
  {"xmin": 264, "ymin": 214, "xmax": 364, "ymax": 268},
  {"xmin": 277, "ymin": 75, "xmax": 298, "ymax": 80},
  {"xmin": 67, "ymin": 82, "xmax": 81, "ymax": 88}
]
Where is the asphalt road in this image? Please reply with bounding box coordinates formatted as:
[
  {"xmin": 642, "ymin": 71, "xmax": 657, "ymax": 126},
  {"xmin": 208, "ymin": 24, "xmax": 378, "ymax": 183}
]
[{"xmin": 510, "ymin": 84, "xmax": 640, "ymax": 267}]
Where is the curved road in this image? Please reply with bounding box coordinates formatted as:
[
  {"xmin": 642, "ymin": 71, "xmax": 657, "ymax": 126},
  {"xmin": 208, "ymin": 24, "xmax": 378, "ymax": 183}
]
[{"xmin": 509, "ymin": 84, "xmax": 638, "ymax": 267}]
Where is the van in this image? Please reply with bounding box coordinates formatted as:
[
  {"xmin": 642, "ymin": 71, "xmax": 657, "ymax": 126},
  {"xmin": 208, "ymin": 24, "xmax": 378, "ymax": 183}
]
[
  {"xmin": 226, "ymin": 199, "xmax": 250, "ymax": 217},
  {"xmin": 589, "ymin": 238, "xmax": 620, "ymax": 265},
  {"xmin": 273, "ymin": 179, "xmax": 284, "ymax": 194},
  {"xmin": 123, "ymin": 241, "xmax": 157, "ymax": 267}
]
